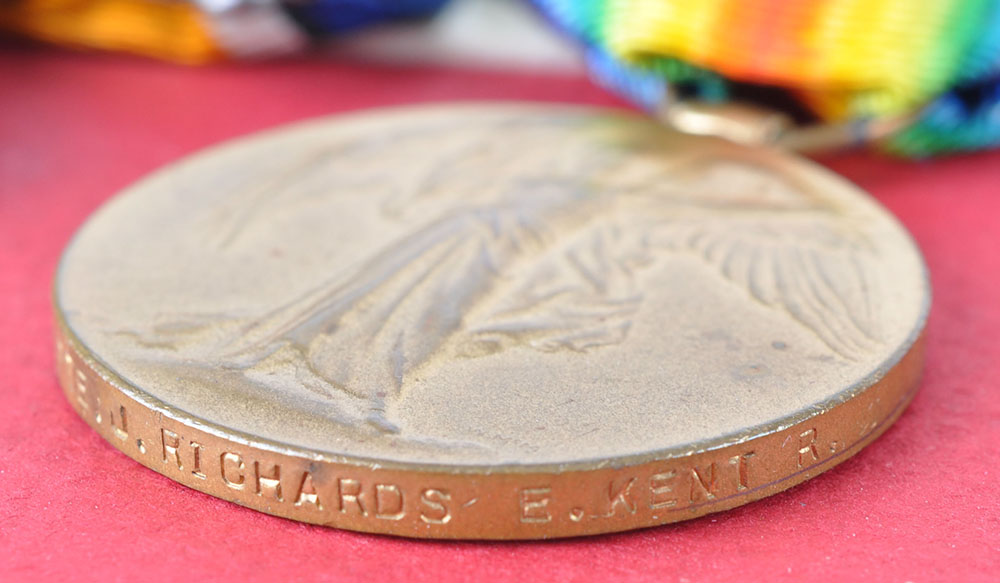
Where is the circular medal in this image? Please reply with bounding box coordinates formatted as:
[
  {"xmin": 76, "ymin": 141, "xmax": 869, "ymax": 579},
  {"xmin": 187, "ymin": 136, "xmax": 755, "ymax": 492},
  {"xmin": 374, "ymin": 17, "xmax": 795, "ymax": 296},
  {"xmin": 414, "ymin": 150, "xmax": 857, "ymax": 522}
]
[{"xmin": 54, "ymin": 104, "xmax": 929, "ymax": 539}]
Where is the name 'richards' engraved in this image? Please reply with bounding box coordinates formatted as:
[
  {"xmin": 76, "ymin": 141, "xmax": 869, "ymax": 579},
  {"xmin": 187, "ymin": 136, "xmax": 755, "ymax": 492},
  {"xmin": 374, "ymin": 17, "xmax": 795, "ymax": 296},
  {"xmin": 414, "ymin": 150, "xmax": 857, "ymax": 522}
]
[{"xmin": 151, "ymin": 425, "xmax": 467, "ymax": 525}]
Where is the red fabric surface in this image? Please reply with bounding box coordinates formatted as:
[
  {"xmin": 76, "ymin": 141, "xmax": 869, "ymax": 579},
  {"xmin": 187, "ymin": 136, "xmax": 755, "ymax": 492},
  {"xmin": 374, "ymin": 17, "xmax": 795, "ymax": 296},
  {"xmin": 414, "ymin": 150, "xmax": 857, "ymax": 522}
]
[{"xmin": 1, "ymin": 43, "xmax": 998, "ymax": 582}]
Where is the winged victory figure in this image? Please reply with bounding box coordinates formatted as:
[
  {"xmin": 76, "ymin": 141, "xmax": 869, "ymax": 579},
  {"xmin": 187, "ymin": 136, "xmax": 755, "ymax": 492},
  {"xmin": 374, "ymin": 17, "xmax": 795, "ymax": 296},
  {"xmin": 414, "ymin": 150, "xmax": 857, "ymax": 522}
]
[{"xmin": 135, "ymin": 114, "xmax": 885, "ymax": 433}]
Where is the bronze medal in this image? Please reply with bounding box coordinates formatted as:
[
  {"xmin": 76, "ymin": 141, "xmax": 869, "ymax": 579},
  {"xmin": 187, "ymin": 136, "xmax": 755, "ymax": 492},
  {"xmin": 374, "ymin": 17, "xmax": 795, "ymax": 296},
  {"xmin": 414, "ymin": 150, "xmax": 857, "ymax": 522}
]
[{"xmin": 54, "ymin": 104, "xmax": 929, "ymax": 539}]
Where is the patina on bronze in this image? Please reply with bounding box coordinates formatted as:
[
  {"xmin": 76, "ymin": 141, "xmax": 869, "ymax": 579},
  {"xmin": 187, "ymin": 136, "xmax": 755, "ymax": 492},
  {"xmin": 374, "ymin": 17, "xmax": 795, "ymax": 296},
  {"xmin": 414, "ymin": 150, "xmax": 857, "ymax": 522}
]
[{"xmin": 53, "ymin": 104, "xmax": 929, "ymax": 539}]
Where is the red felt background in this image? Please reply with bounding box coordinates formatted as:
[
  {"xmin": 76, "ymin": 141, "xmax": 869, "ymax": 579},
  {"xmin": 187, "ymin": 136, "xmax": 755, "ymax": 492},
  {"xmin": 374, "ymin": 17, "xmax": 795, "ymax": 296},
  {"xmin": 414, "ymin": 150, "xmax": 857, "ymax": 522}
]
[{"xmin": 1, "ymin": 43, "xmax": 998, "ymax": 582}]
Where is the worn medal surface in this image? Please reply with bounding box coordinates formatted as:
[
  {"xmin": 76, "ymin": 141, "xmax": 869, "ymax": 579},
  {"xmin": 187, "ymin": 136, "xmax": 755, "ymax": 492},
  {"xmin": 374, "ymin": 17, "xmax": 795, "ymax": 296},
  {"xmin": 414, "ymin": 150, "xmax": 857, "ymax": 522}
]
[{"xmin": 54, "ymin": 104, "xmax": 929, "ymax": 539}]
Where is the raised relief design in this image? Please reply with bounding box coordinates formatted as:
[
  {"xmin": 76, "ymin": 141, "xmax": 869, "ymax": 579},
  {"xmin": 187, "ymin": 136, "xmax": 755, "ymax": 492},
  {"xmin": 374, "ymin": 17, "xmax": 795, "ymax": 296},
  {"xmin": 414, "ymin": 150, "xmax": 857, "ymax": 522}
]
[{"xmin": 123, "ymin": 115, "xmax": 885, "ymax": 433}]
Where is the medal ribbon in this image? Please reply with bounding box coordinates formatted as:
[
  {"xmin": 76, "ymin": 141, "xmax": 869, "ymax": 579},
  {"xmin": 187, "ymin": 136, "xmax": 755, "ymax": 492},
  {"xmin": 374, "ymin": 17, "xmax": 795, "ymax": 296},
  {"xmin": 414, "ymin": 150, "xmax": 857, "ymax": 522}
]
[
  {"xmin": 3, "ymin": 0, "xmax": 998, "ymax": 155},
  {"xmin": 534, "ymin": 0, "xmax": 1000, "ymax": 156}
]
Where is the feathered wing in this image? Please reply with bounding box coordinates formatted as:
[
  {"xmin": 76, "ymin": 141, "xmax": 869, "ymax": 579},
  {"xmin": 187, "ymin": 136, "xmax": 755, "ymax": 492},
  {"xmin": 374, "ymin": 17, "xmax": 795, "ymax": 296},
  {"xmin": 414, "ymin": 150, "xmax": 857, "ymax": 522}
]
[
  {"xmin": 648, "ymin": 209, "xmax": 884, "ymax": 359},
  {"xmin": 198, "ymin": 115, "xmax": 618, "ymax": 249}
]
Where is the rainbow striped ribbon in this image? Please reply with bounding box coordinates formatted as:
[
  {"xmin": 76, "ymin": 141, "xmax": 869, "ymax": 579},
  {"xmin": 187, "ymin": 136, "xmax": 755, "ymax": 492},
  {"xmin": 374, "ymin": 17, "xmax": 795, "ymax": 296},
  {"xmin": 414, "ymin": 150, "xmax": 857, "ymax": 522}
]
[
  {"xmin": 3, "ymin": 0, "xmax": 998, "ymax": 155},
  {"xmin": 533, "ymin": 0, "xmax": 1000, "ymax": 156}
]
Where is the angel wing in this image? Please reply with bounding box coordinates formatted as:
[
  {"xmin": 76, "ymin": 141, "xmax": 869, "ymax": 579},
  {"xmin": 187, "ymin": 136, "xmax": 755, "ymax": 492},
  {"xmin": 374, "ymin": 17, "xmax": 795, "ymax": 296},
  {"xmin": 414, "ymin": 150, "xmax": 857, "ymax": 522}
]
[
  {"xmin": 198, "ymin": 115, "xmax": 617, "ymax": 249},
  {"xmin": 646, "ymin": 208, "xmax": 884, "ymax": 360}
]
